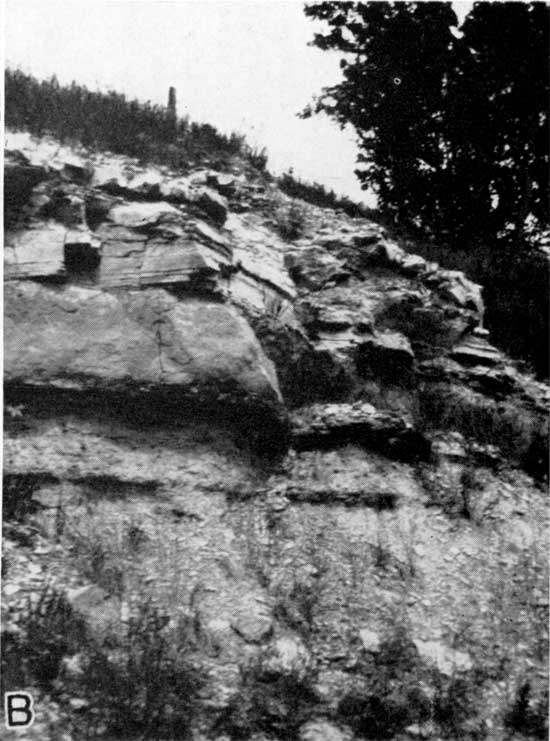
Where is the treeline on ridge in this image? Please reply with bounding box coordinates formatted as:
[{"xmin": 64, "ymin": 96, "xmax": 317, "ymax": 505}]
[{"xmin": 4, "ymin": 68, "xmax": 268, "ymax": 172}]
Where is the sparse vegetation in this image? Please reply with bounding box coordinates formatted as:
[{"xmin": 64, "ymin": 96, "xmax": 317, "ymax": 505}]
[
  {"xmin": 215, "ymin": 660, "xmax": 318, "ymax": 740},
  {"xmin": 277, "ymin": 170, "xmax": 369, "ymax": 217},
  {"xmin": 5, "ymin": 68, "xmax": 268, "ymax": 173},
  {"xmin": 338, "ymin": 624, "xmax": 488, "ymax": 740},
  {"xmin": 231, "ymin": 500, "xmax": 330, "ymax": 637},
  {"xmin": 338, "ymin": 627, "xmax": 431, "ymax": 739},
  {"xmin": 274, "ymin": 199, "xmax": 308, "ymax": 241},
  {"xmin": 64, "ymin": 523, "xmax": 126, "ymax": 597},
  {"xmin": 1, "ymin": 584, "xmax": 203, "ymax": 740},
  {"xmin": 505, "ymin": 679, "xmax": 549, "ymax": 739},
  {"xmin": 271, "ymin": 572, "xmax": 322, "ymax": 637},
  {"xmin": 419, "ymin": 384, "xmax": 548, "ymax": 482},
  {"xmin": 457, "ymin": 465, "xmax": 486, "ymax": 523},
  {"xmin": 1, "ymin": 586, "xmax": 87, "ymax": 690},
  {"xmin": 2, "ymin": 473, "xmax": 57, "ymax": 522},
  {"xmin": 3, "ymin": 31, "xmax": 548, "ymax": 741},
  {"xmin": 431, "ymin": 668, "xmax": 487, "ymax": 739},
  {"xmin": 77, "ymin": 601, "xmax": 202, "ymax": 740}
]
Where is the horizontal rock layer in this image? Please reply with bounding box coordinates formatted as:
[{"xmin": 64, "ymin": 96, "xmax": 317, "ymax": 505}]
[{"xmin": 4, "ymin": 129, "xmax": 548, "ymax": 467}]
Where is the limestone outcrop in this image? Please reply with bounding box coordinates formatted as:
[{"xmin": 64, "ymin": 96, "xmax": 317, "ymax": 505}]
[
  {"xmin": 3, "ymin": 130, "xmax": 548, "ymax": 741},
  {"xmin": 5, "ymin": 282, "xmax": 283, "ymax": 427}
]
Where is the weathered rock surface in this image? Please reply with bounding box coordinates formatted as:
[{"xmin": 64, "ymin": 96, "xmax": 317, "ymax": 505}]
[
  {"xmin": 5, "ymin": 280, "xmax": 286, "ymax": 447},
  {"xmin": 413, "ymin": 639, "xmax": 473, "ymax": 677},
  {"xmin": 3, "ymin": 129, "xmax": 548, "ymax": 741},
  {"xmin": 285, "ymin": 246, "xmax": 351, "ymax": 290},
  {"xmin": 5, "ymin": 222, "xmax": 67, "ymax": 279},
  {"xmin": 5, "ymin": 128, "xmax": 546, "ymax": 474},
  {"xmin": 291, "ymin": 402, "xmax": 431, "ymax": 462},
  {"xmin": 299, "ymin": 720, "xmax": 353, "ymax": 741},
  {"xmin": 450, "ymin": 334, "xmax": 503, "ymax": 366}
]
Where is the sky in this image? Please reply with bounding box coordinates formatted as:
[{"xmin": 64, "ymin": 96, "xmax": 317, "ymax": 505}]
[{"xmin": 5, "ymin": 0, "xmax": 473, "ymax": 206}]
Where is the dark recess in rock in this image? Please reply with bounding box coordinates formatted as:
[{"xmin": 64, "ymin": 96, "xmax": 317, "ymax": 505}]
[
  {"xmin": 4, "ymin": 384, "xmax": 290, "ymax": 458},
  {"xmin": 4, "ymin": 160, "xmax": 47, "ymax": 227},
  {"xmin": 293, "ymin": 424, "xmax": 431, "ymax": 463},
  {"xmin": 64, "ymin": 243, "xmax": 101, "ymax": 280}
]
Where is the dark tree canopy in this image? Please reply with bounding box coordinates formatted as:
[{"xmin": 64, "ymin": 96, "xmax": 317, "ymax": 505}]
[{"xmin": 303, "ymin": 1, "xmax": 550, "ymax": 249}]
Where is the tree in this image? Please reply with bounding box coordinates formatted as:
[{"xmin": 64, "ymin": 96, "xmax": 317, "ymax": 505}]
[{"xmin": 303, "ymin": 2, "xmax": 549, "ymax": 248}]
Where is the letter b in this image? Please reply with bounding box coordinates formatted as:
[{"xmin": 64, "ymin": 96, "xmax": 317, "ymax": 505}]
[{"xmin": 4, "ymin": 692, "xmax": 34, "ymax": 728}]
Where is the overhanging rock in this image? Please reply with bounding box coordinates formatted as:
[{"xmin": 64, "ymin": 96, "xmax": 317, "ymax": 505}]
[{"xmin": 4, "ymin": 281, "xmax": 289, "ymax": 451}]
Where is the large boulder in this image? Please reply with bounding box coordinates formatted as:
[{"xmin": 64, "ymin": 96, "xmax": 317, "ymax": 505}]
[
  {"xmin": 4, "ymin": 282, "xmax": 287, "ymax": 448},
  {"xmin": 98, "ymin": 231, "xmax": 230, "ymax": 292}
]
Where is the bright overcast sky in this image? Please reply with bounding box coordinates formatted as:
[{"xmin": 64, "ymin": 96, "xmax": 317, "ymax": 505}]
[{"xmin": 5, "ymin": 0, "xmax": 473, "ymax": 206}]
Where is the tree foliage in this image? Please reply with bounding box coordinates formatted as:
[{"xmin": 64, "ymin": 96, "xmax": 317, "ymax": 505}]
[
  {"xmin": 303, "ymin": 1, "xmax": 549, "ymax": 247},
  {"xmin": 304, "ymin": 1, "xmax": 549, "ymax": 377}
]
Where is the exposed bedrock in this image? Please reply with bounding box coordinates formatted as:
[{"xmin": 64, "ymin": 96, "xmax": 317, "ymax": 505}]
[
  {"xmin": 3, "ymin": 131, "xmax": 549, "ymax": 741},
  {"xmin": 4, "ymin": 280, "xmax": 288, "ymax": 452},
  {"xmin": 290, "ymin": 402, "xmax": 432, "ymax": 463},
  {"xmin": 5, "ymin": 132, "xmax": 549, "ymax": 473}
]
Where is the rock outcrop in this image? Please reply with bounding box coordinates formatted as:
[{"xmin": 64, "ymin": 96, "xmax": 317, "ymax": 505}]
[{"xmin": 3, "ymin": 130, "xmax": 548, "ymax": 741}]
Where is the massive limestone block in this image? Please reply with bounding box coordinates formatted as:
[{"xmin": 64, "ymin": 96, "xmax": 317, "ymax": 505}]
[
  {"xmin": 97, "ymin": 209, "xmax": 232, "ymax": 291},
  {"xmin": 107, "ymin": 201, "xmax": 183, "ymax": 229},
  {"xmin": 138, "ymin": 239, "xmax": 221, "ymax": 287},
  {"xmin": 5, "ymin": 282, "xmax": 287, "ymax": 445},
  {"xmin": 5, "ymin": 222, "xmax": 67, "ymax": 280},
  {"xmin": 96, "ymin": 226, "xmax": 148, "ymax": 286},
  {"xmin": 98, "ymin": 233, "xmax": 229, "ymax": 291}
]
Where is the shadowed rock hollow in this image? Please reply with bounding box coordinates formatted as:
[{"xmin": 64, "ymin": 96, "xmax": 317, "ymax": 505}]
[{"xmin": 3, "ymin": 130, "xmax": 548, "ymax": 741}]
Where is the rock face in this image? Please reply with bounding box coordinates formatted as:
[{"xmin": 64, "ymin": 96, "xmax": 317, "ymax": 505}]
[
  {"xmin": 5, "ymin": 222, "xmax": 67, "ymax": 279},
  {"xmin": 3, "ymin": 130, "xmax": 549, "ymax": 741},
  {"xmin": 4, "ymin": 280, "xmax": 286, "ymax": 450},
  {"xmin": 5, "ymin": 281, "xmax": 280, "ymax": 397},
  {"xmin": 291, "ymin": 402, "xmax": 431, "ymax": 462}
]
